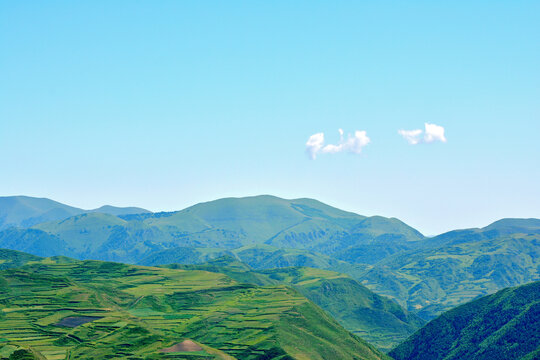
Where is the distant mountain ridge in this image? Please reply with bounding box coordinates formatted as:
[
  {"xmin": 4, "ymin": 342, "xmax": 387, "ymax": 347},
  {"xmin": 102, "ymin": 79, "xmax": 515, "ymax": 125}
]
[
  {"xmin": 0, "ymin": 196, "xmax": 151, "ymax": 229},
  {"xmin": 0, "ymin": 195, "xmax": 425, "ymax": 264}
]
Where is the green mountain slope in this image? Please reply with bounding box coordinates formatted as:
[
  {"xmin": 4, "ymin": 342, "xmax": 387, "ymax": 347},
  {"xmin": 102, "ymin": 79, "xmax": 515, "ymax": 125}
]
[
  {"xmin": 0, "ymin": 196, "xmax": 84, "ymax": 230},
  {"xmin": 0, "ymin": 229, "xmax": 71, "ymax": 258},
  {"xmin": 0, "ymin": 259, "xmax": 388, "ymax": 360},
  {"xmin": 0, "ymin": 196, "xmax": 150, "ymax": 230},
  {"xmin": 4, "ymin": 195, "xmax": 422, "ymax": 264},
  {"xmin": 359, "ymin": 222, "xmax": 540, "ymax": 319},
  {"xmin": 166, "ymin": 257, "xmax": 425, "ymax": 351},
  {"xmin": 389, "ymin": 281, "xmax": 540, "ymax": 360}
]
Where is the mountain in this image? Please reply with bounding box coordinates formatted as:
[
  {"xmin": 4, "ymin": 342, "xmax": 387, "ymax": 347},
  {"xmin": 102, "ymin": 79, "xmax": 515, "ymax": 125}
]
[
  {"xmin": 0, "ymin": 195, "xmax": 424, "ymax": 264},
  {"xmin": 359, "ymin": 220, "xmax": 540, "ymax": 319},
  {"xmin": 0, "ymin": 257, "xmax": 388, "ymax": 360},
  {"xmin": 164, "ymin": 257, "xmax": 424, "ymax": 351},
  {"xmin": 0, "ymin": 196, "xmax": 84, "ymax": 229},
  {"xmin": 0, "ymin": 195, "xmax": 538, "ymax": 325},
  {"xmin": 89, "ymin": 205, "xmax": 151, "ymax": 216},
  {"xmin": 389, "ymin": 281, "xmax": 540, "ymax": 360},
  {"xmin": 0, "ymin": 196, "xmax": 150, "ymax": 230}
]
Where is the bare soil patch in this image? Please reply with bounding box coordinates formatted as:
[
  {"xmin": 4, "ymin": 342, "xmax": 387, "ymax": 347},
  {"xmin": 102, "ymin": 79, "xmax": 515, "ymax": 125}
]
[{"xmin": 161, "ymin": 340, "xmax": 203, "ymax": 352}]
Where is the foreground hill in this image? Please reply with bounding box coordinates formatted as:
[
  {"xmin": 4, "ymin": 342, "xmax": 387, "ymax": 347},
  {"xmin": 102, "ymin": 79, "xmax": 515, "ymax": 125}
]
[
  {"xmin": 0, "ymin": 196, "xmax": 149, "ymax": 230},
  {"xmin": 0, "ymin": 257, "xmax": 388, "ymax": 360},
  {"xmin": 360, "ymin": 221, "xmax": 540, "ymax": 319},
  {"xmin": 166, "ymin": 257, "xmax": 425, "ymax": 351},
  {"xmin": 389, "ymin": 281, "xmax": 540, "ymax": 360},
  {"xmin": 0, "ymin": 249, "xmax": 420, "ymax": 352}
]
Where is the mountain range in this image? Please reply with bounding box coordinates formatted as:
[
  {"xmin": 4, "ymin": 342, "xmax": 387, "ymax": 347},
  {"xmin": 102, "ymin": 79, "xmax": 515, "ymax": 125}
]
[{"xmin": 0, "ymin": 195, "xmax": 538, "ymax": 325}]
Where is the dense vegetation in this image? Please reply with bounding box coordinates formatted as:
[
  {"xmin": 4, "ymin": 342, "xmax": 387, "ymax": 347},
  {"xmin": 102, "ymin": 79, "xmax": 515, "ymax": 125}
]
[
  {"xmin": 0, "ymin": 195, "xmax": 538, "ymax": 324},
  {"xmin": 0, "ymin": 256, "xmax": 388, "ymax": 360},
  {"xmin": 361, "ymin": 220, "xmax": 540, "ymax": 318},
  {"xmin": 166, "ymin": 257, "xmax": 424, "ymax": 350},
  {"xmin": 0, "ymin": 251, "xmax": 385, "ymax": 359},
  {"xmin": 389, "ymin": 281, "xmax": 540, "ymax": 360}
]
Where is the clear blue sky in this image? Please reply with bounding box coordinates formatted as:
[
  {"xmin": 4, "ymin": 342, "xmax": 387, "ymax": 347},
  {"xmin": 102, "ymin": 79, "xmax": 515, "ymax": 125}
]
[{"xmin": 1, "ymin": 1, "xmax": 539, "ymax": 235}]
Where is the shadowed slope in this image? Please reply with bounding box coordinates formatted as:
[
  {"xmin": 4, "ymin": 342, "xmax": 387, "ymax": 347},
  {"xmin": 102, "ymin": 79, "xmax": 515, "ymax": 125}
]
[{"xmin": 389, "ymin": 281, "xmax": 540, "ymax": 360}]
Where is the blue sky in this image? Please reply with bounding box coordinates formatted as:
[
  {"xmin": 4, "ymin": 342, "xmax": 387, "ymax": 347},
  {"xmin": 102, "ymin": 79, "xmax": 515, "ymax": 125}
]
[{"xmin": 1, "ymin": 1, "xmax": 539, "ymax": 234}]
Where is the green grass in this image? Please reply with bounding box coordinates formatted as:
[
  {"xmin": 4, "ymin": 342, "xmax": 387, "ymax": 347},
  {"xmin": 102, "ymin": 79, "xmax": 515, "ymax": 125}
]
[
  {"xmin": 167, "ymin": 259, "xmax": 424, "ymax": 351},
  {"xmin": 360, "ymin": 233, "xmax": 540, "ymax": 319},
  {"xmin": 0, "ymin": 259, "xmax": 388, "ymax": 360}
]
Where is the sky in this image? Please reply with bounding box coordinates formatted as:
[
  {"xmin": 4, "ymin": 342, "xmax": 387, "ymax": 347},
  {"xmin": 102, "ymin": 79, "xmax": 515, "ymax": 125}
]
[{"xmin": 1, "ymin": 1, "xmax": 539, "ymax": 235}]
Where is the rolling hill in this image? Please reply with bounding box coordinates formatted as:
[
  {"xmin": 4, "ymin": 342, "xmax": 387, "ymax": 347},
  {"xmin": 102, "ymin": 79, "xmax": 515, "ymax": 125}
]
[
  {"xmin": 0, "ymin": 195, "xmax": 424, "ymax": 264},
  {"xmin": 359, "ymin": 221, "xmax": 540, "ymax": 319},
  {"xmin": 164, "ymin": 256, "xmax": 425, "ymax": 351},
  {"xmin": 0, "ymin": 249, "xmax": 421, "ymax": 352},
  {"xmin": 0, "ymin": 196, "xmax": 150, "ymax": 230},
  {"xmin": 389, "ymin": 281, "xmax": 540, "ymax": 360},
  {"xmin": 0, "ymin": 256, "xmax": 388, "ymax": 360}
]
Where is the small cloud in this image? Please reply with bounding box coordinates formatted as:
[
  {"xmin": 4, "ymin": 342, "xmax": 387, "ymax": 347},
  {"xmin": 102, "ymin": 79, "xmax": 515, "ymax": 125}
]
[
  {"xmin": 398, "ymin": 129, "xmax": 423, "ymax": 145},
  {"xmin": 398, "ymin": 123, "xmax": 447, "ymax": 145},
  {"xmin": 306, "ymin": 129, "xmax": 370, "ymax": 159},
  {"xmin": 424, "ymin": 123, "xmax": 447, "ymax": 143},
  {"xmin": 306, "ymin": 132, "xmax": 325, "ymax": 160}
]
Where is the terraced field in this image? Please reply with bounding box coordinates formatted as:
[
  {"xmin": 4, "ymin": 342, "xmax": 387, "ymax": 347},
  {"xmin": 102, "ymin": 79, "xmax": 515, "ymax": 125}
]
[{"xmin": 0, "ymin": 260, "xmax": 387, "ymax": 360}]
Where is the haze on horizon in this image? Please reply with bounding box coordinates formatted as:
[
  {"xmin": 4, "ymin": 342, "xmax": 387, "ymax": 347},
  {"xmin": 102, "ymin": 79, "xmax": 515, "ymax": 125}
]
[{"xmin": 1, "ymin": 1, "xmax": 539, "ymax": 235}]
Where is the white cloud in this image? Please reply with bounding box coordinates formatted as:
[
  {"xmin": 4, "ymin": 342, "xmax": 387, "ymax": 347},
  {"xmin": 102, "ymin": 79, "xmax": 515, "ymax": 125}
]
[
  {"xmin": 398, "ymin": 129, "xmax": 423, "ymax": 145},
  {"xmin": 306, "ymin": 132, "xmax": 325, "ymax": 159},
  {"xmin": 398, "ymin": 123, "xmax": 447, "ymax": 145},
  {"xmin": 424, "ymin": 123, "xmax": 447, "ymax": 143},
  {"xmin": 306, "ymin": 129, "xmax": 370, "ymax": 159}
]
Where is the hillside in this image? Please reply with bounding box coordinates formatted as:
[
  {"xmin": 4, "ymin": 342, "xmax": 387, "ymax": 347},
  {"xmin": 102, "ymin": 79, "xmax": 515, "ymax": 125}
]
[
  {"xmin": 0, "ymin": 248, "xmax": 41, "ymax": 270},
  {"xmin": 389, "ymin": 281, "xmax": 540, "ymax": 360},
  {"xmin": 166, "ymin": 257, "xmax": 425, "ymax": 351},
  {"xmin": 0, "ymin": 196, "xmax": 150, "ymax": 230},
  {"xmin": 0, "ymin": 195, "xmax": 538, "ymax": 324},
  {"xmin": 0, "ymin": 195, "xmax": 423, "ymax": 264},
  {"xmin": 360, "ymin": 223, "xmax": 540, "ymax": 319},
  {"xmin": 0, "ymin": 258, "xmax": 388, "ymax": 360}
]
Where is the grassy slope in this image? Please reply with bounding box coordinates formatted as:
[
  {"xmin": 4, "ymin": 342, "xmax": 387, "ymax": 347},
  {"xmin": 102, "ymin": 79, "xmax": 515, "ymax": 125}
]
[
  {"xmin": 2, "ymin": 195, "xmax": 422, "ymax": 264},
  {"xmin": 0, "ymin": 259, "xmax": 388, "ymax": 360},
  {"xmin": 360, "ymin": 231, "xmax": 540, "ymax": 319},
  {"xmin": 259, "ymin": 267, "xmax": 425, "ymax": 351},
  {"xmin": 0, "ymin": 248, "xmax": 42, "ymax": 270},
  {"xmin": 166, "ymin": 257, "xmax": 424, "ymax": 351},
  {"xmin": 389, "ymin": 281, "xmax": 540, "ymax": 360}
]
